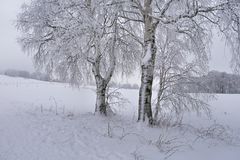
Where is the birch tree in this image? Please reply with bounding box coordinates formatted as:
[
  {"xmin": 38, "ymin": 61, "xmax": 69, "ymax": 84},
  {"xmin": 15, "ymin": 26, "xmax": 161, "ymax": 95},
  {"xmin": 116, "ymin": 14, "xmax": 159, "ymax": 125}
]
[
  {"xmin": 153, "ymin": 27, "xmax": 211, "ymax": 124},
  {"xmin": 120, "ymin": 0, "xmax": 240, "ymax": 124},
  {"xmin": 17, "ymin": 0, "xmax": 139, "ymax": 115}
]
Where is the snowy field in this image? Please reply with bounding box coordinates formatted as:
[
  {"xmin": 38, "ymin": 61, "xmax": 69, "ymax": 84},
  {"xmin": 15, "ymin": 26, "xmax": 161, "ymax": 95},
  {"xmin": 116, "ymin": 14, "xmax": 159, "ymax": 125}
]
[{"xmin": 0, "ymin": 75, "xmax": 240, "ymax": 160}]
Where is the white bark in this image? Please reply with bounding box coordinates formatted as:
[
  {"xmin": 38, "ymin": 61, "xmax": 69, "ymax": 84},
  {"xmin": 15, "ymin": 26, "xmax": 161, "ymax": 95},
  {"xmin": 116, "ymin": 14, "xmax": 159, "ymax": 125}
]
[
  {"xmin": 138, "ymin": 0, "xmax": 158, "ymax": 124},
  {"xmin": 95, "ymin": 77, "xmax": 107, "ymax": 115},
  {"xmin": 92, "ymin": 15, "xmax": 118, "ymax": 115}
]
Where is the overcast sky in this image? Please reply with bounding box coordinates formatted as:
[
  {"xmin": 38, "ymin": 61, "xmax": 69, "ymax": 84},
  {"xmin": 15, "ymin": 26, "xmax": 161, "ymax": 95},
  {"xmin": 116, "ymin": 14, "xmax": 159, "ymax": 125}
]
[
  {"xmin": 0, "ymin": 0, "xmax": 34, "ymax": 72},
  {"xmin": 0, "ymin": 0, "xmax": 233, "ymax": 73}
]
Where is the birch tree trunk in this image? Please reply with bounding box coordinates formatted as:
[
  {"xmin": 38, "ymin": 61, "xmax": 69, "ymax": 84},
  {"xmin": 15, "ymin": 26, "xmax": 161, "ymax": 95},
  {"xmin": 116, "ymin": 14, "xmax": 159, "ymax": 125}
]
[
  {"xmin": 138, "ymin": 0, "xmax": 158, "ymax": 124},
  {"xmin": 92, "ymin": 15, "xmax": 117, "ymax": 116},
  {"xmin": 93, "ymin": 52, "xmax": 116, "ymax": 115},
  {"xmin": 95, "ymin": 77, "xmax": 107, "ymax": 115},
  {"xmin": 90, "ymin": 53, "xmax": 107, "ymax": 115}
]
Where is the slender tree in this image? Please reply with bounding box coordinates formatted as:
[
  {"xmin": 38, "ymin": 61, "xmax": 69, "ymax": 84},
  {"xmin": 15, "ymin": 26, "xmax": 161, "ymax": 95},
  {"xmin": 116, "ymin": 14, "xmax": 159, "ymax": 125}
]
[
  {"xmin": 120, "ymin": 0, "xmax": 240, "ymax": 124},
  {"xmin": 153, "ymin": 27, "xmax": 211, "ymax": 123},
  {"xmin": 17, "ymin": 0, "xmax": 140, "ymax": 115}
]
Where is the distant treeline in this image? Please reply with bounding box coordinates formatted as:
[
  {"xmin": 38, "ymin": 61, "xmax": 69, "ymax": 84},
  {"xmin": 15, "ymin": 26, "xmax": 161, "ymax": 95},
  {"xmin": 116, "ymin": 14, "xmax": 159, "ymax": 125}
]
[
  {"xmin": 4, "ymin": 69, "xmax": 239, "ymax": 93},
  {"xmin": 109, "ymin": 82, "xmax": 139, "ymax": 90},
  {"xmin": 88, "ymin": 81, "xmax": 139, "ymax": 89},
  {"xmin": 1, "ymin": 69, "xmax": 139, "ymax": 89},
  {"xmin": 187, "ymin": 71, "xmax": 240, "ymax": 94},
  {"xmin": 3, "ymin": 69, "xmax": 51, "ymax": 82}
]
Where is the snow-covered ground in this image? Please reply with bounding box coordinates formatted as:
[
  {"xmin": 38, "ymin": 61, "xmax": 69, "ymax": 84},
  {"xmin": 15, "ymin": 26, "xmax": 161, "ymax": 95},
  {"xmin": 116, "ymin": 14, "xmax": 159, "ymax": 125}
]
[{"xmin": 0, "ymin": 75, "xmax": 239, "ymax": 160}]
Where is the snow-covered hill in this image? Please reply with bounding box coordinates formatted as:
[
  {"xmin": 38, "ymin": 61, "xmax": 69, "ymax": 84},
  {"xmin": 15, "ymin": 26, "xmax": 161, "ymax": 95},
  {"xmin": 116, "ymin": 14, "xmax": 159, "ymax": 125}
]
[{"xmin": 0, "ymin": 75, "xmax": 239, "ymax": 160}]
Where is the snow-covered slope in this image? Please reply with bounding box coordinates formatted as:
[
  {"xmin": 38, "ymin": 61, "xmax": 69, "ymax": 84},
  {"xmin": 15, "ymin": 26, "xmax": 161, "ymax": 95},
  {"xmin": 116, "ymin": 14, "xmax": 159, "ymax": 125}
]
[{"xmin": 0, "ymin": 75, "xmax": 239, "ymax": 160}]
